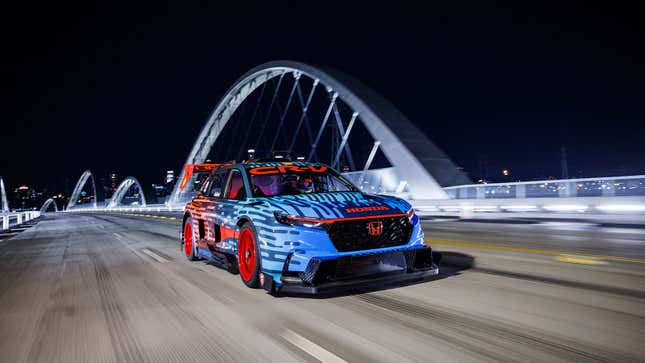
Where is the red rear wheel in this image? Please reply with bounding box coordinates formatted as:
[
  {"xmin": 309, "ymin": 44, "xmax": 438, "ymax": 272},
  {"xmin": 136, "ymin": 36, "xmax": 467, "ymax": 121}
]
[
  {"xmin": 237, "ymin": 223, "xmax": 260, "ymax": 287},
  {"xmin": 183, "ymin": 218, "xmax": 198, "ymax": 261}
]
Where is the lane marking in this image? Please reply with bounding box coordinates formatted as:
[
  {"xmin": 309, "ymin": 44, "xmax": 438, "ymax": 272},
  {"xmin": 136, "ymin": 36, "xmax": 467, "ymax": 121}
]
[
  {"xmin": 281, "ymin": 329, "xmax": 347, "ymax": 363},
  {"xmin": 427, "ymin": 239, "xmax": 645, "ymax": 264},
  {"xmin": 554, "ymin": 254, "xmax": 608, "ymax": 265},
  {"xmin": 113, "ymin": 232, "xmax": 123, "ymax": 238},
  {"xmin": 104, "ymin": 213, "xmax": 181, "ymax": 223},
  {"xmin": 141, "ymin": 248, "xmax": 168, "ymax": 263}
]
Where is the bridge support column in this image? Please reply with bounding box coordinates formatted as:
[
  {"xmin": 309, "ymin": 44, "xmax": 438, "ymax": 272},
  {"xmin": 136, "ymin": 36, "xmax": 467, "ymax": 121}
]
[{"xmin": 2, "ymin": 216, "xmax": 8, "ymax": 231}]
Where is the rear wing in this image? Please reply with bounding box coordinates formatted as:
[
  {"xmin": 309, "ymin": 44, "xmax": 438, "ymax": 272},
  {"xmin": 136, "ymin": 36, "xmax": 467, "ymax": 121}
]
[{"xmin": 178, "ymin": 163, "xmax": 228, "ymax": 191}]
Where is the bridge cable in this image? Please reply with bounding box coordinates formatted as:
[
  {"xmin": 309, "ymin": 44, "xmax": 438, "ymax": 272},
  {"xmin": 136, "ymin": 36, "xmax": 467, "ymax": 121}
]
[
  {"xmin": 270, "ymin": 72, "xmax": 300, "ymax": 154},
  {"xmin": 237, "ymin": 81, "xmax": 268, "ymax": 160},
  {"xmin": 331, "ymin": 103, "xmax": 357, "ymax": 170},
  {"xmin": 288, "ymin": 78, "xmax": 319, "ymax": 159},
  {"xmin": 255, "ymin": 71, "xmax": 286, "ymax": 156},
  {"xmin": 332, "ymin": 111, "xmax": 359, "ymax": 170},
  {"xmin": 308, "ymin": 91, "xmax": 337, "ymax": 162}
]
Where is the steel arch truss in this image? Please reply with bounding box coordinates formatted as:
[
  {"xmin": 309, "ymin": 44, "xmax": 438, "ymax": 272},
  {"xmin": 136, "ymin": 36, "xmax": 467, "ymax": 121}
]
[
  {"xmin": 0, "ymin": 177, "xmax": 8, "ymax": 212},
  {"xmin": 107, "ymin": 177, "xmax": 146, "ymax": 209},
  {"xmin": 67, "ymin": 170, "xmax": 97, "ymax": 210},
  {"xmin": 40, "ymin": 198, "xmax": 58, "ymax": 213},
  {"xmin": 170, "ymin": 61, "xmax": 468, "ymax": 204}
]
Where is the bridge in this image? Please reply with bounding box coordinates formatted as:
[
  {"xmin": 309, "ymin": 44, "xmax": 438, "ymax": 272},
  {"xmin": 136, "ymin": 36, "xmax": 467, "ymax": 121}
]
[{"xmin": 2, "ymin": 61, "xmax": 644, "ymax": 362}]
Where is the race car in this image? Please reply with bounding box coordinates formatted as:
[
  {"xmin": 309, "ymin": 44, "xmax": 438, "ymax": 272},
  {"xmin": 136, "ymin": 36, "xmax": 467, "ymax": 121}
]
[{"xmin": 181, "ymin": 160, "xmax": 440, "ymax": 294}]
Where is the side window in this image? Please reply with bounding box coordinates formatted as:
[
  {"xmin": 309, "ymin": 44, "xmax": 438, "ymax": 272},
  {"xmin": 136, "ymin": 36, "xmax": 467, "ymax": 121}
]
[
  {"xmin": 224, "ymin": 169, "xmax": 246, "ymax": 200},
  {"xmin": 209, "ymin": 172, "xmax": 226, "ymax": 198}
]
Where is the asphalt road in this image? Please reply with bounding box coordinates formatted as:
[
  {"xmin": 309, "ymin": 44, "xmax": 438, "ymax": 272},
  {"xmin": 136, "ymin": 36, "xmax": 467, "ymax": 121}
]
[{"xmin": 1, "ymin": 213, "xmax": 644, "ymax": 362}]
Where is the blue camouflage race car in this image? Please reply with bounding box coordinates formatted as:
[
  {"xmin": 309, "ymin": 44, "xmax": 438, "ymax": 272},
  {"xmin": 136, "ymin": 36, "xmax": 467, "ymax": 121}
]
[{"xmin": 181, "ymin": 160, "xmax": 440, "ymax": 295}]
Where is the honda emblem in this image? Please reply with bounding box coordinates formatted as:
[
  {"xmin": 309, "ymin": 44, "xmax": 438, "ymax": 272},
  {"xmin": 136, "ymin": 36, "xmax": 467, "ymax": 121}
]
[{"xmin": 367, "ymin": 221, "xmax": 383, "ymax": 236}]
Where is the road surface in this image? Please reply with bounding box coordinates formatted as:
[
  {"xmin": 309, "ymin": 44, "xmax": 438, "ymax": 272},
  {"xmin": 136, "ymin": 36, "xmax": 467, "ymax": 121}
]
[{"xmin": 1, "ymin": 213, "xmax": 644, "ymax": 362}]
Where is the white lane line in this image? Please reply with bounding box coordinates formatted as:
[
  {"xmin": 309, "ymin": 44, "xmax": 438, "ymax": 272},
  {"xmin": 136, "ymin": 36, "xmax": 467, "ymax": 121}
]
[
  {"xmin": 281, "ymin": 329, "xmax": 347, "ymax": 363},
  {"xmin": 113, "ymin": 232, "xmax": 123, "ymax": 238},
  {"xmin": 141, "ymin": 248, "xmax": 168, "ymax": 263}
]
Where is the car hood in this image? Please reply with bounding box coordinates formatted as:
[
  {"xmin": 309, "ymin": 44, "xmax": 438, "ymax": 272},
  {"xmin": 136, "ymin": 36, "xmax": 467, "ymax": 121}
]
[{"xmin": 252, "ymin": 192, "xmax": 411, "ymax": 219}]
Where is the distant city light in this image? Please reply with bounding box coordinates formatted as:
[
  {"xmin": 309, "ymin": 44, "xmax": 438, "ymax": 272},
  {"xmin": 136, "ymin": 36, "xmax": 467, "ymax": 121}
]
[{"xmin": 502, "ymin": 169, "xmax": 509, "ymax": 176}]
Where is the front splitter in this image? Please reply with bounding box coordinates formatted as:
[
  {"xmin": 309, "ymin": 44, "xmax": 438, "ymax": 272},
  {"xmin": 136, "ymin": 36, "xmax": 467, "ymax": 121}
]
[{"xmin": 264, "ymin": 265, "xmax": 439, "ymax": 296}]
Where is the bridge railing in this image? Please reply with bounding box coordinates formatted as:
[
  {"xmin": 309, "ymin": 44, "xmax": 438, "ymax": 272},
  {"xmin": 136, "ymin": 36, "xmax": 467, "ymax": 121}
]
[
  {"xmin": 1, "ymin": 211, "xmax": 40, "ymax": 231},
  {"xmin": 443, "ymin": 175, "xmax": 645, "ymax": 199},
  {"xmin": 65, "ymin": 204, "xmax": 184, "ymax": 213}
]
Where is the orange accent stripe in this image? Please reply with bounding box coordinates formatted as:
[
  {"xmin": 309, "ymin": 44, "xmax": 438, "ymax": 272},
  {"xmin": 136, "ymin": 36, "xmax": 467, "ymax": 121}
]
[
  {"xmin": 220, "ymin": 225, "xmax": 237, "ymax": 240},
  {"xmin": 290, "ymin": 210, "xmax": 413, "ymax": 224}
]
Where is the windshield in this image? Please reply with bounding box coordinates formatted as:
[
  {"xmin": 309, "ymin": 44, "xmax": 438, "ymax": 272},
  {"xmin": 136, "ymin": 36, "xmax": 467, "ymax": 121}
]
[{"xmin": 247, "ymin": 165, "xmax": 357, "ymax": 197}]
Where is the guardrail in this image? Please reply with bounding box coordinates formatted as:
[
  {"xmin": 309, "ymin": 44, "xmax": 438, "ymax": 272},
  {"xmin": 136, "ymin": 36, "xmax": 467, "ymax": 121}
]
[
  {"xmin": 1, "ymin": 211, "xmax": 41, "ymax": 231},
  {"xmin": 65, "ymin": 204, "xmax": 184, "ymax": 213},
  {"xmin": 409, "ymin": 196, "xmax": 645, "ymax": 225},
  {"xmin": 444, "ymin": 175, "xmax": 645, "ymax": 199}
]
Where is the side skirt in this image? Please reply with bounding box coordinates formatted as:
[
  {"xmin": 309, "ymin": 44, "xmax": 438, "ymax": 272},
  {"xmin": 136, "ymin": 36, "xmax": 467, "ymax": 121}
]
[{"xmin": 198, "ymin": 248, "xmax": 238, "ymax": 273}]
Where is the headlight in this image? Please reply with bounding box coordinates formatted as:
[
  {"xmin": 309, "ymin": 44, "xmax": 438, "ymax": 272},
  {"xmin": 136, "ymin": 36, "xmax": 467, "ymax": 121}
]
[
  {"xmin": 407, "ymin": 208, "xmax": 416, "ymax": 222},
  {"xmin": 274, "ymin": 211, "xmax": 325, "ymax": 229}
]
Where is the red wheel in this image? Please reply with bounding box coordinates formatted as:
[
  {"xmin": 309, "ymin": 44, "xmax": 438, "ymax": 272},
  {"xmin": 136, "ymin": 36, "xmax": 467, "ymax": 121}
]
[
  {"xmin": 183, "ymin": 218, "xmax": 198, "ymax": 261},
  {"xmin": 237, "ymin": 223, "xmax": 261, "ymax": 287}
]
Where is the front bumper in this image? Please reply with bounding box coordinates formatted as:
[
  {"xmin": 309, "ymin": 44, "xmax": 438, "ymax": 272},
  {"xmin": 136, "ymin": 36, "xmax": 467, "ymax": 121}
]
[{"xmin": 262, "ymin": 247, "xmax": 440, "ymax": 295}]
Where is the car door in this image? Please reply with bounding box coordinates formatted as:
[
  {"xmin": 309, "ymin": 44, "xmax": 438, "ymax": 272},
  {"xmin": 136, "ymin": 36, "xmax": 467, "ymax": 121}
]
[
  {"xmin": 215, "ymin": 168, "xmax": 248, "ymax": 252},
  {"xmin": 195, "ymin": 171, "xmax": 226, "ymax": 252}
]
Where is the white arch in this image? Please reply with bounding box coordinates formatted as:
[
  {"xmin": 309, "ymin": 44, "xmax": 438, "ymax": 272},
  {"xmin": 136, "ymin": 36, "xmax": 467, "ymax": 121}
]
[
  {"xmin": 67, "ymin": 170, "xmax": 98, "ymax": 210},
  {"xmin": 107, "ymin": 176, "xmax": 146, "ymax": 209},
  {"xmin": 0, "ymin": 177, "xmax": 9, "ymax": 212},
  {"xmin": 40, "ymin": 198, "xmax": 58, "ymax": 213},
  {"xmin": 170, "ymin": 60, "xmax": 467, "ymax": 203}
]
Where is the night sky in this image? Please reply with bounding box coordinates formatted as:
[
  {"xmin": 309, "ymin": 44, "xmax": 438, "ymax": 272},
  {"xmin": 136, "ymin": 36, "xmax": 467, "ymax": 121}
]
[{"xmin": 2, "ymin": 1, "xmax": 644, "ymax": 196}]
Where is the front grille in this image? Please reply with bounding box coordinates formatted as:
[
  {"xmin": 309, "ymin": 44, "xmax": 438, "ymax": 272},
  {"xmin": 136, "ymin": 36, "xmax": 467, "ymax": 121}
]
[{"xmin": 326, "ymin": 216, "xmax": 413, "ymax": 252}]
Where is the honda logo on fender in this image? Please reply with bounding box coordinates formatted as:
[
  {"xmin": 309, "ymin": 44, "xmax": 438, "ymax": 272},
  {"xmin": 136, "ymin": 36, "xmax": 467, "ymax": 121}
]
[{"xmin": 367, "ymin": 221, "xmax": 383, "ymax": 236}]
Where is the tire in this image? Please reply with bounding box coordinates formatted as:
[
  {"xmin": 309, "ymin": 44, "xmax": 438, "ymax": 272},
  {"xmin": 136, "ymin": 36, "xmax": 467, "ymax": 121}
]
[
  {"xmin": 237, "ymin": 222, "xmax": 261, "ymax": 288},
  {"xmin": 182, "ymin": 217, "xmax": 198, "ymax": 261}
]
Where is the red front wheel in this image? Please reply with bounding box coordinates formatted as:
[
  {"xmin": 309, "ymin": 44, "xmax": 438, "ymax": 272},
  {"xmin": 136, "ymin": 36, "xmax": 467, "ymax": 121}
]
[
  {"xmin": 237, "ymin": 222, "xmax": 261, "ymax": 288},
  {"xmin": 183, "ymin": 218, "xmax": 198, "ymax": 261}
]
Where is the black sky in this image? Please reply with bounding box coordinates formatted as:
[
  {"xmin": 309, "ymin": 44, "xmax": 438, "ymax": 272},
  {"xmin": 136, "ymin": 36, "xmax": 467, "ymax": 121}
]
[{"xmin": 1, "ymin": 1, "xmax": 644, "ymax": 194}]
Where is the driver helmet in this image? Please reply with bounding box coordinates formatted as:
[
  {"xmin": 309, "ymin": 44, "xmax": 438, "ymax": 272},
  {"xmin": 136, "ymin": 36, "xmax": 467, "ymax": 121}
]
[{"xmin": 297, "ymin": 176, "xmax": 314, "ymax": 193}]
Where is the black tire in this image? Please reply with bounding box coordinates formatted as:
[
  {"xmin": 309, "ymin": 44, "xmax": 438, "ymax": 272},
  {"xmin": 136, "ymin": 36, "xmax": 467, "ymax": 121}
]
[
  {"xmin": 182, "ymin": 217, "xmax": 199, "ymax": 261},
  {"xmin": 237, "ymin": 221, "xmax": 262, "ymax": 288}
]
